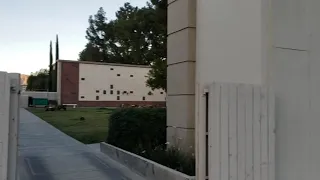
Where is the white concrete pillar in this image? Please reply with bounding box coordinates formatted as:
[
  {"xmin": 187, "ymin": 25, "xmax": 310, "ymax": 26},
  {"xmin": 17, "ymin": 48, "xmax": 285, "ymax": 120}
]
[
  {"xmin": 0, "ymin": 72, "xmax": 20, "ymax": 180},
  {"xmin": 0, "ymin": 72, "xmax": 10, "ymax": 180},
  {"xmin": 8, "ymin": 73, "xmax": 20, "ymax": 180}
]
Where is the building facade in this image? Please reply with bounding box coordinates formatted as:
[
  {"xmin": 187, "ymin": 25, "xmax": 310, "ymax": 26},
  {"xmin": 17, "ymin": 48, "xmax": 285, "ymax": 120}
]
[
  {"xmin": 168, "ymin": 0, "xmax": 320, "ymax": 180},
  {"xmin": 57, "ymin": 60, "xmax": 166, "ymax": 107}
]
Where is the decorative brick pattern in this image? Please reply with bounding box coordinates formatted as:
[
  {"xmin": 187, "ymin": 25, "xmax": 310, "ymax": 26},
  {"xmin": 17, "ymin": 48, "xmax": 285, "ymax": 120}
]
[{"xmin": 60, "ymin": 61, "xmax": 79, "ymax": 104}]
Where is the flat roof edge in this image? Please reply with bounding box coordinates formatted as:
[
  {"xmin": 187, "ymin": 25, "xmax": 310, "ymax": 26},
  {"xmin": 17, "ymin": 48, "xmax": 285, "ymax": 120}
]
[{"xmin": 57, "ymin": 59, "xmax": 151, "ymax": 68}]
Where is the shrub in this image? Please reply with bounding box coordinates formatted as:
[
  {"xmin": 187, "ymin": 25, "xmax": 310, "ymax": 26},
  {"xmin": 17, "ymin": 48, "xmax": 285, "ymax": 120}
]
[
  {"xmin": 107, "ymin": 108, "xmax": 166, "ymax": 153},
  {"xmin": 147, "ymin": 148, "xmax": 195, "ymax": 176},
  {"xmin": 107, "ymin": 108, "xmax": 195, "ymax": 176}
]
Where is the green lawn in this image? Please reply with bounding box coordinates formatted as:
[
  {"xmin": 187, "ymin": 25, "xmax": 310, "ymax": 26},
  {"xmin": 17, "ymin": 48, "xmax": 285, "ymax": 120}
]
[{"xmin": 27, "ymin": 107, "xmax": 114, "ymax": 144}]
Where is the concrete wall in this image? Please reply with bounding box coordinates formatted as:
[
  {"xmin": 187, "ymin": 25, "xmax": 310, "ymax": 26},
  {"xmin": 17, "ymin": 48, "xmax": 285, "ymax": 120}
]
[
  {"xmin": 195, "ymin": 0, "xmax": 320, "ymax": 180},
  {"xmin": 195, "ymin": 0, "xmax": 272, "ymax": 178},
  {"xmin": 196, "ymin": 0, "xmax": 272, "ymax": 86},
  {"xmin": 79, "ymin": 63, "xmax": 165, "ymax": 102},
  {"xmin": 271, "ymin": 0, "xmax": 320, "ymax": 180},
  {"xmin": 21, "ymin": 91, "xmax": 58, "ymax": 100},
  {"xmin": 20, "ymin": 92, "xmax": 58, "ymax": 108},
  {"xmin": 20, "ymin": 95, "xmax": 29, "ymax": 108},
  {"xmin": 100, "ymin": 143, "xmax": 195, "ymax": 180}
]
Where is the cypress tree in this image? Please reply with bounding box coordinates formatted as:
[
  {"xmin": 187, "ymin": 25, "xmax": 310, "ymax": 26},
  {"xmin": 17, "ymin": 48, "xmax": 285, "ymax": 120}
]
[
  {"xmin": 56, "ymin": 35, "xmax": 59, "ymax": 60},
  {"xmin": 48, "ymin": 41, "xmax": 53, "ymax": 92},
  {"xmin": 54, "ymin": 35, "xmax": 59, "ymax": 91}
]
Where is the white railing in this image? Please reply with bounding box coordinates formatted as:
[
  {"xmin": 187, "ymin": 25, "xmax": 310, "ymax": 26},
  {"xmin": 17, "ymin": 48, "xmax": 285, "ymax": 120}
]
[
  {"xmin": 208, "ymin": 82, "xmax": 275, "ymax": 180},
  {"xmin": 0, "ymin": 72, "xmax": 20, "ymax": 180}
]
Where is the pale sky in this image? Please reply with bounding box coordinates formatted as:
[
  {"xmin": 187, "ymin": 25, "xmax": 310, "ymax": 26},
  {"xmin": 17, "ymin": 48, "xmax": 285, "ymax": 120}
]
[{"xmin": 0, "ymin": 0, "xmax": 146, "ymax": 75}]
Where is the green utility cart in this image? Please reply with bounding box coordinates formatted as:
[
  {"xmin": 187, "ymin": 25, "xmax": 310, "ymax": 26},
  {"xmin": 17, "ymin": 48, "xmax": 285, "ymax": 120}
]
[{"xmin": 32, "ymin": 98, "xmax": 49, "ymax": 107}]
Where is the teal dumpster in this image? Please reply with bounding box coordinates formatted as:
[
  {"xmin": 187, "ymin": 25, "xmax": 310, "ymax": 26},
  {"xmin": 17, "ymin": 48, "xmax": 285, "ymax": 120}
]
[{"xmin": 32, "ymin": 98, "xmax": 49, "ymax": 107}]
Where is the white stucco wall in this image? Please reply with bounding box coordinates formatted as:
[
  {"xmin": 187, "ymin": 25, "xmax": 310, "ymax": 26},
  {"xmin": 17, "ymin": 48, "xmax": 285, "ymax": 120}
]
[
  {"xmin": 195, "ymin": 0, "xmax": 272, "ymax": 178},
  {"xmin": 271, "ymin": 0, "xmax": 320, "ymax": 180},
  {"xmin": 196, "ymin": 0, "xmax": 272, "ymax": 86},
  {"xmin": 21, "ymin": 92, "xmax": 58, "ymax": 100},
  {"xmin": 196, "ymin": 0, "xmax": 320, "ymax": 180},
  {"xmin": 78, "ymin": 63, "xmax": 166, "ymax": 102}
]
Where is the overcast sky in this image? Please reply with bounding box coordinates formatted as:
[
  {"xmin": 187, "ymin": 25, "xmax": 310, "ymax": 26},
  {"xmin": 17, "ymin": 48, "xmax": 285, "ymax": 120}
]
[{"xmin": 0, "ymin": 0, "xmax": 146, "ymax": 75}]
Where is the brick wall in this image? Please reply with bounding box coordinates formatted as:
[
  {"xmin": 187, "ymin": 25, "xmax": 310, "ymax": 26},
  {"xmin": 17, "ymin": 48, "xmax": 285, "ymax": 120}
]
[{"xmin": 60, "ymin": 61, "xmax": 79, "ymax": 104}]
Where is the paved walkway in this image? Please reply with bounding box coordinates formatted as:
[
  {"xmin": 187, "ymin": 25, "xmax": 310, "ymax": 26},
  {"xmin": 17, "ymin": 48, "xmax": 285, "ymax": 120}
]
[{"xmin": 19, "ymin": 109, "xmax": 145, "ymax": 180}]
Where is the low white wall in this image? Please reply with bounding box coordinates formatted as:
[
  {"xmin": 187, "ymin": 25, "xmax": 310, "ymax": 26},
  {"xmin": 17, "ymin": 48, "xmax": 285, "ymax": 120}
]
[
  {"xmin": 20, "ymin": 92, "xmax": 58, "ymax": 108},
  {"xmin": 20, "ymin": 95, "xmax": 29, "ymax": 108},
  {"xmin": 21, "ymin": 91, "xmax": 58, "ymax": 100},
  {"xmin": 100, "ymin": 142, "xmax": 195, "ymax": 180}
]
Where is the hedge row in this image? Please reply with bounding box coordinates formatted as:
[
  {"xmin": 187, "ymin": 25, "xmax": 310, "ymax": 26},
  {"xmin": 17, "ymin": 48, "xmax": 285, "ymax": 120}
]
[
  {"xmin": 106, "ymin": 108, "xmax": 195, "ymax": 176},
  {"xmin": 107, "ymin": 108, "xmax": 167, "ymax": 154}
]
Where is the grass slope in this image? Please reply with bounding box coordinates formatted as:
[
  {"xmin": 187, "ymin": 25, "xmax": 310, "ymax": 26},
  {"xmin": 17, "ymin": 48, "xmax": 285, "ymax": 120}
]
[{"xmin": 28, "ymin": 108, "xmax": 112, "ymax": 144}]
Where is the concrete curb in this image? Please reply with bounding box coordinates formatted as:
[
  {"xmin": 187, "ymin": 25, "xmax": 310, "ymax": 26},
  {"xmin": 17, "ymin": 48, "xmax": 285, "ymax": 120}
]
[{"xmin": 100, "ymin": 142, "xmax": 195, "ymax": 180}]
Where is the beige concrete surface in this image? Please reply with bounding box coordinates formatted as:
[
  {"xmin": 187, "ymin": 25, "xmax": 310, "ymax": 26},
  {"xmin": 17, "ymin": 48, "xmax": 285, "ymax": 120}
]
[
  {"xmin": 167, "ymin": 62, "xmax": 195, "ymax": 95},
  {"xmin": 167, "ymin": 0, "xmax": 196, "ymax": 153},
  {"xmin": 166, "ymin": 95, "xmax": 195, "ymax": 128},
  {"xmin": 167, "ymin": 28, "xmax": 196, "ymax": 65},
  {"xmin": 166, "ymin": 127, "xmax": 195, "ymax": 153},
  {"xmin": 168, "ymin": 0, "xmax": 196, "ymax": 34}
]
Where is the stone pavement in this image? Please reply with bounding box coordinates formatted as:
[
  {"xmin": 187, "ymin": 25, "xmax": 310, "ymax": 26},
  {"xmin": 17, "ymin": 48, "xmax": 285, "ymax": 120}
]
[{"xmin": 18, "ymin": 109, "xmax": 145, "ymax": 180}]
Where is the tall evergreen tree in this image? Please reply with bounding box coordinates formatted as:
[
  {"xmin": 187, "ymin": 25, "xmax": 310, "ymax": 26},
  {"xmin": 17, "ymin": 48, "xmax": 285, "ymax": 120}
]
[
  {"xmin": 86, "ymin": 7, "xmax": 108, "ymax": 61},
  {"xmin": 48, "ymin": 41, "xmax": 53, "ymax": 92},
  {"xmin": 56, "ymin": 35, "xmax": 59, "ymax": 60},
  {"xmin": 54, "ymin": 35, "xmax": 59, "ymax": 91}
]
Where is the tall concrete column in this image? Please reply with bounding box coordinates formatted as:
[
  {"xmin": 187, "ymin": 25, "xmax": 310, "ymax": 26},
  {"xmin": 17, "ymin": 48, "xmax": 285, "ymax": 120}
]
[{"xmin": 167, "ymin": 0, "xmax": 196, "ymax": 153}]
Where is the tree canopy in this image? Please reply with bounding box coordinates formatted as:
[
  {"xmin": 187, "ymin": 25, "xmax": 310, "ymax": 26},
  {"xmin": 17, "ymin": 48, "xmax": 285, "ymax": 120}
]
[
  {"xmin": 79, "ymin": 0, "xmax": 167, "ymax": 91},
  {"xmin": 26, "ymin": 69, "xmax": 49, "ymax": 91}
]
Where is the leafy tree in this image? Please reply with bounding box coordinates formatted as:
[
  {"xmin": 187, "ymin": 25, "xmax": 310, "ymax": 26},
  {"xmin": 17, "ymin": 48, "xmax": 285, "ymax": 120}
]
[
  {"xmin": 143, "ymin": 0, "xmax": 167, "ymax": 91},
  {"xmin": 79, "ymin": 42, "xmax": 103, "ymax": 61},
  {"xmin": 79, "ymin": 0, "xmax": 167, "ymax": 90},
  {"xmin": 113, "ymin": 3, "xmax": 151, "ymax": 65},
  {"xmin": 48, "ymin": 41, "xmax": 53, "ymax": 92},
  {"xmin": 26, "ymin": 69, "xmax": 49, "ymax": 91},
  {"xmin": 146, "ymin": 59, "xmax": 167, "ymax": 91}
]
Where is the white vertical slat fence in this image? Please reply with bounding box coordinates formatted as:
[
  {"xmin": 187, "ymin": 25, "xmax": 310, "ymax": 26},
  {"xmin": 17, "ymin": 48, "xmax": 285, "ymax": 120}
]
[{"xmin": 208, "ymin": 82, "xmax": 275, "ymax": 180}]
